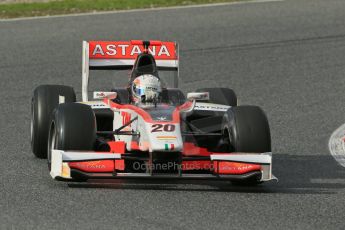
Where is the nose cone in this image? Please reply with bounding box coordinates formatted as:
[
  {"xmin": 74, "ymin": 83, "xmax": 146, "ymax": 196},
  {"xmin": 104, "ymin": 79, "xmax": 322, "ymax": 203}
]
[{"xmin": 145, "ymin": 123, "xmax": 183, "ymax": 152}]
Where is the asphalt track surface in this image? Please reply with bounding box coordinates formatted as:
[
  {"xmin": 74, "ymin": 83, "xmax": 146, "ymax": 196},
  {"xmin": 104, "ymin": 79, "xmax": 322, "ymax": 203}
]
[{"xmin": 1, "ymin": 0, "xmax": 345, "ymax": 229}]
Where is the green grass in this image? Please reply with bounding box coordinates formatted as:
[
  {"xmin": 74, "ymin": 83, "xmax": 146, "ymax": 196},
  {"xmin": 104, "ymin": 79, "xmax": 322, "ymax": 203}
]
[{"xmin": 0, "ymin": 0, "xmax": 245, "ymax": 19}]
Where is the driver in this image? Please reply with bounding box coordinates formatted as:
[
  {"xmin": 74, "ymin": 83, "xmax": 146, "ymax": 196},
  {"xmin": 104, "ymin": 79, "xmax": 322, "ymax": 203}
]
[{"xmin": 130, "ymin": 74, "xmax": 162, "ymax": 105}]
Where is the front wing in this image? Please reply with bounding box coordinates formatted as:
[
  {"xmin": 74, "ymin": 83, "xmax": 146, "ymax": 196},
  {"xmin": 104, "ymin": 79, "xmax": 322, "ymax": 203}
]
[{"xmin": 50, "ymin": 150, "xmax": 276, "ymax": 182}]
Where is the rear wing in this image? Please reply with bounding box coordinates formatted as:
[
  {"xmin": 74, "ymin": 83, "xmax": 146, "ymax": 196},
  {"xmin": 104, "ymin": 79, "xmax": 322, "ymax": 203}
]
[{"xmin": 82, "ymin": 40, "xmax": 179, "ymax": 101}]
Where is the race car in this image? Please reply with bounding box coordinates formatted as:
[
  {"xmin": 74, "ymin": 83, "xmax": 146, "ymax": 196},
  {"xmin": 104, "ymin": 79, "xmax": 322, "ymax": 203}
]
[{"xmin": 31, "ymin": 40, "xmax": 276, "ymax": 185}]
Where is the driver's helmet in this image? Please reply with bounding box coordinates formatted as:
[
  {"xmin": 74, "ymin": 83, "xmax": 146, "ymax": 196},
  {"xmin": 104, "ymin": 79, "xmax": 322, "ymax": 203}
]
[{"xmin": 131, "ymin": 74, "xmax": 162, "ymax": 104}]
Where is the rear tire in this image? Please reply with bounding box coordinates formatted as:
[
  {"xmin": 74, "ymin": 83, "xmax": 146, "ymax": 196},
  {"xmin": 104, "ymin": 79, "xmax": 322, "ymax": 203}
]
[
  {"xmin": 196, "ymin": 87, "xmax": 237, "ymax": 106},
  {"xmin": 222, "ymin": 106, "xmax": 271, "ymax": 185},
  {"xmin": 187, "ymin": 88, "xmax": 237, "ymax": 134},
  {"xmin": 111, "ymin": 88, "xmax": 130, "ymax": 104},
  {"xmin": 162, "ymin": 89, "xmax": 186, "ymax": 105},
  {"xmin": 31, "ymin": 85, "xmax": 76, "ymax": 158}
]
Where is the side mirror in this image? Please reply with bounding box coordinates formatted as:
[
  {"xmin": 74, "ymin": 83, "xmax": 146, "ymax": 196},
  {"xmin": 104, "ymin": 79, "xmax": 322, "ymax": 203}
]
[
  {"xmin": 93, "ymin": 91, "xmax": 117, "ymax": 100},
  {"xmin": 186, "ymin": 92, "xmax": 210, "ymax": 101}
]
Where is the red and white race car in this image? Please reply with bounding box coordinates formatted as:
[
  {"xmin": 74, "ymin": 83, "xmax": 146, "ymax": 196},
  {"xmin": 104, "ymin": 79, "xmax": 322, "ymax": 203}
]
[{"xmin": 31, "ymin": 40, "xmax": 276, "ymax": 185}]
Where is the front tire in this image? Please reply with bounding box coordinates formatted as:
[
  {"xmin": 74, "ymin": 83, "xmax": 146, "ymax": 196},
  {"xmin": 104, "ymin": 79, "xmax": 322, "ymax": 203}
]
[
  {"xmin": 48, "ymin": 103, "xmax": 96, "ymax": 163},
  {"xmin": 222, "ymin": 106, "xmax": 271, "ymax": 153},
  {"xmin": 222, "ymin": 105, "xmax": 271, "ymax": 185},
  {"xmin": 47, "ymin": 103, "xmax": 96, "ymax": 182}
]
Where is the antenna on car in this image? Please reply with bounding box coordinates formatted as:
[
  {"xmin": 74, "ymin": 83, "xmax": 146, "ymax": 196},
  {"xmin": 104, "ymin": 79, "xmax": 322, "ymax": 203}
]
[
  {"xmin": 130, "ymin": 40, "xmax": 163, "ymax": 54},
  {"xmin": 142, "ymin": 41, "xmax": 150, "ymax": 53}
]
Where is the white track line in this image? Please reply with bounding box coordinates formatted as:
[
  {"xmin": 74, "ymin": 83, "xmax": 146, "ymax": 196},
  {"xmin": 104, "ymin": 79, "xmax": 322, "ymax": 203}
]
[
  {"xmin": 311, "ymin": 178, "xmax": 345, "ymax": 184},
  {"xmin": 329, "ymin": 123, "xmax": 345, "ymax": 167},
  {"xmin": 0, "ymin": 0, "xmax": 284, "ymax": 22}
]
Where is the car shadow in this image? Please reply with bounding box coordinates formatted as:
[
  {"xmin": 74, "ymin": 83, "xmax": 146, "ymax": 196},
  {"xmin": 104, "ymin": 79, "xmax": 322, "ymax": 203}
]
[{"xmin": 67, "ymin": 154, "xmax": 345, "ymax": 194}]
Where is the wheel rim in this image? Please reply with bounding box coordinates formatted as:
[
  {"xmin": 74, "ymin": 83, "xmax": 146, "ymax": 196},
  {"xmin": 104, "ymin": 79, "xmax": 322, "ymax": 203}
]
[
  {"xmin": 223, "ymin": 127, "xmax": 235, "ymax": 152},
  {"xmin": 222, "ymin": 128, "xmax": 230, "ymax": 151},
  {"xmin": 228, "ymin": 128, "xmax": 235, "ymax": 151},
  {"xmin": 30, "ymin": 98, "xmax": 34, "ymax": 149},
  {"xmin": 47, "ymin": 123, "xmax": 56, "ymax": 170}
]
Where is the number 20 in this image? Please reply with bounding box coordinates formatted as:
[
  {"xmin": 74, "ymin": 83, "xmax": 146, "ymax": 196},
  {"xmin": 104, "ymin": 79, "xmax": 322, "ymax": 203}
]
[{"xmin": 151, "ymin": 124, "xmax": 175, "ymax": 132}]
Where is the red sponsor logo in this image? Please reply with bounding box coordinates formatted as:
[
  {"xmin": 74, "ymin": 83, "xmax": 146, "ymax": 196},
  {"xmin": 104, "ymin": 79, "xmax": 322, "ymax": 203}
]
[
  {"xmin": 121, "ymin": 111, "xmax": 131, "ymax": 126},
  {"xmin": 89, "ymin": 41, "xmax": 176, "ymax": 60},
  {"xmin": 213, "ymin": 162, "xmax": 261, "ymax": 175},
  {"xmin": 121, "ymin": 112, "xmax": 132, "ymax": 131},
  {"xmin": 69, "ymin": 160, "xmax": 114, "ymax": 173}
]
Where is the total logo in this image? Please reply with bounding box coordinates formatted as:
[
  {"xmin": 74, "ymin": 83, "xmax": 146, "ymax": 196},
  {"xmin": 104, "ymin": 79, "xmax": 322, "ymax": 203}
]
[
  {"xmin": 95, "ymin": 92, "xmax": 105, "ymax": 97},
  {"xmin": 156, "ymin": 116, "xmax": 168, "ymax": 121},
  {"xmin": 75, "ymin": 161, "xmax": 106, "ymax": 169}
]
